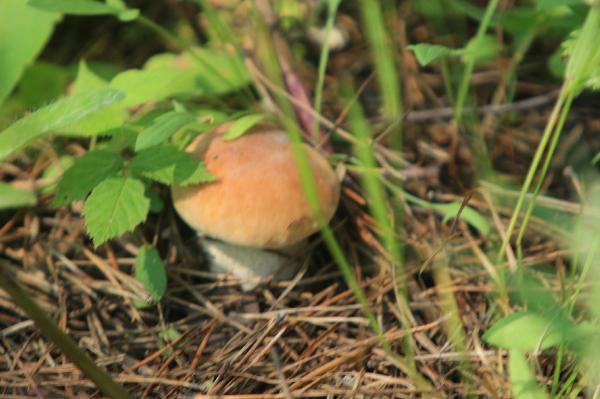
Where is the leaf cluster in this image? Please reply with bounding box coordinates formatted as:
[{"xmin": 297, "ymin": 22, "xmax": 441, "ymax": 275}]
[{"xmin": 0, "ymin": 0, "xmax": 270, "ymax": 306}]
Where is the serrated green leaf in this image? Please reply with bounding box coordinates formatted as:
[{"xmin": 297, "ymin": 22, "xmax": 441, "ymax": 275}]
[
  {"xmin": 509, "ymin": 350, "xmax": 548, "ymax": 399},
  {"xmin": 483, "ymin": 311, "xmax": 584, "ymax": 351},
  {"xmin": 130, "ymin": 144, "xmax": 214, "ymax": 185},
  {"xmin": 548, "ymin": 47, "xmax": 567, "ymax": 79},
  {"xmin": 0, "ymin": 183, "xmax": 37, "ymax": 210},
  {"xmin": 223, "ymin": 113, "xmax": 266, "ymax": 141},
  {"xmin": 0, "ymin": 0, "xmax": 60, "ymax": 105},
  {"xmin": 134, "ymin": 246, "xmax": 167, "ymax": 307},
  {"xmin": 100, "ymin": 127, "xmax": 138, "ymax": 152},
  {"xmin": 135, "ymin": 111, "xmax": 196, "ymax": 151},
  {"xmin": 27, "ymin": 0, "xmax": 139, "ymax": 21},
  {"xmin": 0, "ymin": 88, "xmax": 125, "ymax": 160},
  {"xmin": 408, "ymin": 43, "xmax": 455, "ymax": 66},
  {"xmin": 53, "ymin": 150, "xmax": 123, "ymax": 206},
  {"xmin": 565, "ymin": 7, "xmax": 600, "ymax": 92},
  {"xmin": 83, "ymin": 176, "xmax": 149, "ymax": 247},
  {"xmin": 59, "ymin": 62, "xmax": 127, "ymax": 136}
]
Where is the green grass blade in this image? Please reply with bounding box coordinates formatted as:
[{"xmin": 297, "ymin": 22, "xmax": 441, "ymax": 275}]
[
  {"xmin": 496, "ymin": 88, "xmax": 566, "ymax": 263},
  {"xmin": 312, "ymin": 0, "xmax": 342, "ymax": 144},
  {"xmin": 358, "ymin": 0, "xmax": 403, "ymax": 149},
  {"xmin": 280, "ymin": 116, "xmax": 430, "ymax": 391},
  {"xmin": 516, "ymin": 91, "xmax": 575, "ymax": 257},
  {"xmin": 453, "ymin": 0, "xmax": 500, "ymax": 123},
  {"xmin": 340, "ymin": 82, "xmax": 407, "ymax": 303},
  {"xmin": 340, "ymin": 82, "xmax": 433, "ymax": 390}
]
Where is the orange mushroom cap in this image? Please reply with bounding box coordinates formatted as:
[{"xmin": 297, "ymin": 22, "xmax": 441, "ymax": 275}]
[{"xmin": 171, "ymin": 124, "xmax": 340, "ymax": 249}]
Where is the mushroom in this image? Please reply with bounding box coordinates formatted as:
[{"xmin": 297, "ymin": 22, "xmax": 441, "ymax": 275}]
[{"xmin": 171, "ymin": 123, "xmax": 340, "ymax": 290}]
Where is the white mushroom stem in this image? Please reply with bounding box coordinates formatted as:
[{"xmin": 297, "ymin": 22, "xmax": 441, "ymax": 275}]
[{"xmin": 201, "ymin": 237, "xmax": 305, "ymax": 291}]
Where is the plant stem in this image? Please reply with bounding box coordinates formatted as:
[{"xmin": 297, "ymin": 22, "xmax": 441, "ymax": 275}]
[
  {"xmin": 496, "ymin": 86, "xmax": 566, "ymax": 264},
  {"xmin": 515, "ymin": 90, "xmax": 575, "ymax": 258},
  {"xmin": 358, "ymin": 0, "xmax": 403, "ymax": 150},
  {"xmin": 453, "ymin": 0, "xmax": 500, "ymax": 123},
  {"xmin": 312, "ymin": 0, "xmax": 341, "ymax": 145}
]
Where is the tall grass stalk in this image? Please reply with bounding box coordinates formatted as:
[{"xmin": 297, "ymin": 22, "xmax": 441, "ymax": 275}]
[
  {"xmin": 515, "ymin": 91, "xmax": 575, "ymax": 259},
  {"xmin": 431, "ymin": 254, "xmax": 473, "ymax": 382},
  {"xmin": 249, "ymin": 8, "xmax": 431, "ymax": 392},
  {"xmin": 358, "ymin": 0, "xmax": 403, "ymax": 150},
  {"xmin": 453, "ymin": 0, "xmax": 500, "ymax": 123},
  {"xmin": 496, "ymin": 89, "xmax": 566, "ymax": 263},
  {"xmin": 281, "ymin": 116, "xmax": 424, "ymax": 384},
  {"xmin": 498, "ymin": 6, "xmax": 600, "ymax": 264},
  {"xmin": 312, "ymin": 0, "xmax": 341, "ymax": 146},
  {"xmin": 339, "ymin": 82, "xmax": 433, "ymax": 390}
]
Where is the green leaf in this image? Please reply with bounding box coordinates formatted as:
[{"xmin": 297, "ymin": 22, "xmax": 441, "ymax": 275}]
[
  {"xmin": 110, "ymin": 68, "xmax": 191, "ymax": 107},
  {"xmin": 408, "ymin": 43, "xmax": 456, "ymax": 66},
  {"xmin": 83, "ymin": 176, "xmax": 150, "ymax": 247},
  {"xmin": 461, "ymin": 34, "xmax": 498, "ymax": 64},
  {"xmin": 146, "ymin": 48, "xmax": 250, "ymax": 90},
  {"xmin": 0, "ymin": 183, "xmax": 37, "ymax": 210},
  {"xmin": 130, "ymin": 144, "xmax": 214, "ymax": 185},
  {"xmin": 0, "ymin": 88, "xmax": 125, "ymax": 161},
  {"xmin": 111, "ymin": 48, "xmax": 250, "ymax": 106},
  {"xmin": 155, "ymin": 325, "xmax": 182, "ymax": 356},
  {"xmin": 507, "ymin": 269, "xmax": 563, "ymax": 316},
  {"xmin": 223, "ymin": 113, "xmax": 266, "ymax": 141},
  {"xmin": 548, "ymin": 47, "xmax": 567, "ymax": 79},
  {"xmin": 134, "ymin": 246, "xmax": 167, "ymax": 307},
  {"xmin": 60, "ymin": 62, "xmax": 127, "ymax": 136},
  {"xmin": 509, "ymin": 350, "xmax": 548, "ymax": 399},
  {"xmin": 158, "ymin": 326, "xmax": 181, "ymax": 343},
  {"xmin": 146, "ymin": 189, "xmax": 164, "ymax": 213},
  {"xmin": 0, "ymin": 0, "xmax": 60, "ymax": 105},
  {"xmin": 483, "ymin": 311, "xmax": 585, "ymax": 351},
  {"xmin": 565, "ymin": 8, "xmax": 600, "ymax": 92},
  {"xmin": 401, "ymin": 191, "xmax": 491, "ymax": 235},
  {"xmin": 39, "ymin": 154, "xmax": 74, "ymax": 195},
  {"xmin": 135, "ymin": 111, "xmax": 196, "ymax": 151},
  {"xmin": 72, "ymin": 61, "xmax": 109, "ymax": 94},
  {"xmin": 17, "ymin": 62, "xmax": 70, "ymax": 108},
  {"xmin": 537, "ymin": 0, "xmax": 582, "ymax": 11},
  {"xmin": 28, "ymin": 0, "xmax": 139, "ymax": 21},
  {"xmin": 53, "ymin": 150, "xmax": 123, "ymax": 206},
  {"xmin": 435, "ymin": 202, "xmax": 492, "ymax": 235}
]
